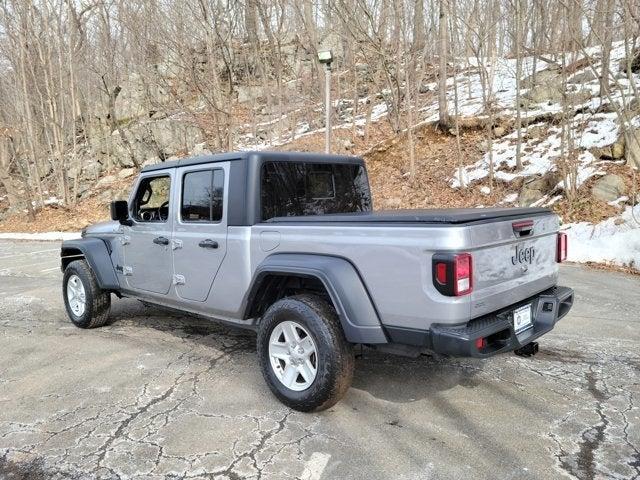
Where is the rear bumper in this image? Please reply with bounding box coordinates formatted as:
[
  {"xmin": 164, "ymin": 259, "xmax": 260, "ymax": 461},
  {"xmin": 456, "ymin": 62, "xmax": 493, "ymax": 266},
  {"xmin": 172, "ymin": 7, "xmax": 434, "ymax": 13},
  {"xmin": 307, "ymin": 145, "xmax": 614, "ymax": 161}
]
[{"xmin": 385, "ymin": 286, "xmax": 574, "ymax": 358}]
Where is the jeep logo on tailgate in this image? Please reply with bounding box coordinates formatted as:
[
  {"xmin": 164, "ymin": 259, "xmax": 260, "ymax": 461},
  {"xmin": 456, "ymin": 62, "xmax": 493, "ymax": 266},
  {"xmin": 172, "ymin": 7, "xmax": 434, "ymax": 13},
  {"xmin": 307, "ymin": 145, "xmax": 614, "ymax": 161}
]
[{"xmin": 512, "ymin": 244, "xmax": 535, "ymax": 265}]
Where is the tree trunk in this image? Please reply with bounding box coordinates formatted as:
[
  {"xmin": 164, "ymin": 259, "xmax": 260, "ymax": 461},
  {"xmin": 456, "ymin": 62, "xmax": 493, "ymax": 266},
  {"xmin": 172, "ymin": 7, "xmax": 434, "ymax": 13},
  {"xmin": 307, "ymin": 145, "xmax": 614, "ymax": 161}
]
[
  {"xmin": 438, "ymin": 0, "xmax": 450, "ymax": 129},
  {"xmin": 413, "ymin": 0, "xmax": 426, "ymax": 53},
  {"xmin": 0, "ymin": 139, "xmax": 20, "ymax": 207},
  {"xmin": 244, "ymin": 0, "xmax": 259, "ymax": 45},
  {"xmin": 515, "ymin": 0, "xmax": 523, "ymax": 170},
  {"xmin": 599, "ymin": 0, "xmax": 615, "ymax": 98}
]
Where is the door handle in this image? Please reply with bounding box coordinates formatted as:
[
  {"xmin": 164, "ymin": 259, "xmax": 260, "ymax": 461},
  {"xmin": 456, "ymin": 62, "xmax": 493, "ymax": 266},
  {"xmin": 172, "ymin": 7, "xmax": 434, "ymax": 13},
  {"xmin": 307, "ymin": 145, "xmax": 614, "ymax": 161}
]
[
  {"xmin": 198, "ymin": 239, "xmax": 219, "ymax": 249},
  {"xmin": 153, "ymin": 236, "xmax": 170, "ymax": 246}
]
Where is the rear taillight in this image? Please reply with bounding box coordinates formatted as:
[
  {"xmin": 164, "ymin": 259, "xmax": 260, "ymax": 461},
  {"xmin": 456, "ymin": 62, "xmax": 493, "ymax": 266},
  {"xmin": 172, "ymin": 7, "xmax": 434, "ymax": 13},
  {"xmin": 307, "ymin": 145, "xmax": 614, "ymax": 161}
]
[
  {"xmin": 557, "ymin": 232, "xmax": 568, "ymax": 263},
  {"xmin": 432, "ymin": 253, "xmax": 473, "ymax": 296},
  {"xmin": 454, "ymin": 253, "xmax": 473, "ymax": 295}
]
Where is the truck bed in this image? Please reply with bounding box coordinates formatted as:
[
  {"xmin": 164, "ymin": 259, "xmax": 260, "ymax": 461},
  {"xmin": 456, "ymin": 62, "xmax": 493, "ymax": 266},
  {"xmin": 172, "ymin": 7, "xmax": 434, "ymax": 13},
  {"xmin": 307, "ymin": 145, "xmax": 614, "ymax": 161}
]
[{"xmin": 265, "ymin": 207, "xmax": 552, "ymax": 225}]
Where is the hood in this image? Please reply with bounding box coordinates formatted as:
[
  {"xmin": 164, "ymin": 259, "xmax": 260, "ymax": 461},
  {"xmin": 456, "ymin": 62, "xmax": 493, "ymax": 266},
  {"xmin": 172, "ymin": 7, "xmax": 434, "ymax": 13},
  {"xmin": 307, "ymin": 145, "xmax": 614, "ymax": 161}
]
[{"xmin": 83, "ymin": 220, "xmax": 122, "ymax": 236}]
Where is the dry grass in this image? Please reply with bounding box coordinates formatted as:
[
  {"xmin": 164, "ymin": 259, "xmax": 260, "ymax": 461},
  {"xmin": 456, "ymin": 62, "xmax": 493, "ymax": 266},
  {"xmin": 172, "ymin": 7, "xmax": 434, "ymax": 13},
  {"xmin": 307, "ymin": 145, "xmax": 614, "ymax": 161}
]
[
  {"xmin": 0, "ymin": 175, "xmax": 133, "ymax": 233},
  {"xmin": 0, "ymin": 197, "xmax": 109, "ymax": 233}
]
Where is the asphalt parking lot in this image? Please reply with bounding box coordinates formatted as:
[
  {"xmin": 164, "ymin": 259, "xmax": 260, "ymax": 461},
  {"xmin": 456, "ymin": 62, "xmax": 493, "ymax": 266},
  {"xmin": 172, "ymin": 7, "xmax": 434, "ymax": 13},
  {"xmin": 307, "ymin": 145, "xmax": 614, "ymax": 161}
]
[{"xmin": 0, "ymin": 240, "xmax": 639, "ymax": 480}]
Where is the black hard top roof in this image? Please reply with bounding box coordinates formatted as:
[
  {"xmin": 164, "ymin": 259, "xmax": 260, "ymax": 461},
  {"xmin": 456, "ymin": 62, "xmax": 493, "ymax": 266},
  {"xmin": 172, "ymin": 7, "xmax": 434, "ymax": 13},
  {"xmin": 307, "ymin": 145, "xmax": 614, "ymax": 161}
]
[{"xmin": 141, "ymin": 150, "xmax": 365, "ymax": 173}]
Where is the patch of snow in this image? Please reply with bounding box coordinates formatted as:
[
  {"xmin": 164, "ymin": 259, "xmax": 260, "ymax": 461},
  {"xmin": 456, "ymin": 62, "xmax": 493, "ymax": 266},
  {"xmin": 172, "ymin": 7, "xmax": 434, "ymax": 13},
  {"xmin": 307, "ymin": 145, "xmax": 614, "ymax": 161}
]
[
  {"xmin": 479, "ymin": 186, "xmax": 491, "ymax": 195},
  {"xmin": 452, "ymin": 118, "xmax": 611, "ymax": 190},
  {"xmin": 563, "ymin": 205, "xmax": 640, "ymax": 270},
  {"xmin": 530, "ymin": 195, "xmax": 549, "ymax": 207},
  {"xmin": 608, "ymin": 196, "xmax": 629, "ymax": 207},
  {"xmin": 502, "ymin": 193, "xmax": 518, "ymax": 203},
  {"xmin": 543, "ymin": 195, "xmax": 563, "ymax": 207},
  {"xmin": 574, "ymin": 113, "xmax": 619, "ymax": 149},
  {"xmin": 0, "ymin": 232, "xmax": 81, "ymax": 241},
  {"xmin": 43, "ymin": 196, "xmax": 61, "ymax": 206}
]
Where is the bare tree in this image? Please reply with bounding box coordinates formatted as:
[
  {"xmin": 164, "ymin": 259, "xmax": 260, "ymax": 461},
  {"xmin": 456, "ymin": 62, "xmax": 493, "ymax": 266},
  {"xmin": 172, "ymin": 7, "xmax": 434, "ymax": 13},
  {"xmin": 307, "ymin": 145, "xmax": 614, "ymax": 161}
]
[{"xmin": 437, "ymin": 0, "xmax": 450, "ymax": 129}]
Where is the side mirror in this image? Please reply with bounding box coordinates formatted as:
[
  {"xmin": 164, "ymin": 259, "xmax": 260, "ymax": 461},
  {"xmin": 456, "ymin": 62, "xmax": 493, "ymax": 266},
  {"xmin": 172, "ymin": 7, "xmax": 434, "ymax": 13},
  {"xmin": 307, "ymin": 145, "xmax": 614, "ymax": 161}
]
[{"xmin": 110, "ymin": 200, "xmax": 133, "ymax": 226}]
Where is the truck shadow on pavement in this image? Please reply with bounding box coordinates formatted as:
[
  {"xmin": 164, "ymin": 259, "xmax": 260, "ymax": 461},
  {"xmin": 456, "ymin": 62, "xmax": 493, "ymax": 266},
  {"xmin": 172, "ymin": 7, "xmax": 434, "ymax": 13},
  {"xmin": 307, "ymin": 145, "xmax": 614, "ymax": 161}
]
[
  {"xmin": 109, "ymin": 298, "xmax": 485, "ymax": 404},
  {"xmin": 351, "ymin": 350, "xmax": 484, "ymax": 402}
]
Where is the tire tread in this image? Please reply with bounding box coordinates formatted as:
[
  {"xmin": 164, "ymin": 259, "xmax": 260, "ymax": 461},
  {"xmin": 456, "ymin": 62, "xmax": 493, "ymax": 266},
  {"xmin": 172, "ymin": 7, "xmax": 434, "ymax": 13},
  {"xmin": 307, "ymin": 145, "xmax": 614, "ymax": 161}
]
[
  {"xmin": 63, "ymin": 259, "xmax": 111, "ymax": 328},
  {"xmin": 257, "ymin": 294, "xmax": 354, "ymax": 412}
]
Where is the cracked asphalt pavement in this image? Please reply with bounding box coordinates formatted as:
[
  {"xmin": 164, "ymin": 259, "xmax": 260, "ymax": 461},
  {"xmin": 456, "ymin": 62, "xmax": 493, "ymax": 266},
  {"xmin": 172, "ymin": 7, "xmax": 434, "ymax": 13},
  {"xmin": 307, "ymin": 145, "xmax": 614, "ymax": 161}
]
[{"xmin": 0, "ymin": 240, "xmax": 639, "ymax": 480}]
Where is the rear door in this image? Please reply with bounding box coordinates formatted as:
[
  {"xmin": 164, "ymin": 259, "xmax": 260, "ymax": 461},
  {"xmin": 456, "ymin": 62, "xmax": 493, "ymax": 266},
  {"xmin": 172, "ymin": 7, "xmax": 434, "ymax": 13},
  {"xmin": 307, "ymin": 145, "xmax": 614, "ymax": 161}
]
[{"xmin": 172, "ymin": 163, "xmax": 229, "ymax": 302}]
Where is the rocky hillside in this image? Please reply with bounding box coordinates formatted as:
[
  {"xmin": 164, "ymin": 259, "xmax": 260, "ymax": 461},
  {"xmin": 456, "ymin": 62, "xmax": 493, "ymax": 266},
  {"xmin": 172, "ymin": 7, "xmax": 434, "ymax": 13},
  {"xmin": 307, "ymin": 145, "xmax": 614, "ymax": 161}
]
[{"xmin": 1, "ymin": 42, "xmax": 639, "ymax": 269}]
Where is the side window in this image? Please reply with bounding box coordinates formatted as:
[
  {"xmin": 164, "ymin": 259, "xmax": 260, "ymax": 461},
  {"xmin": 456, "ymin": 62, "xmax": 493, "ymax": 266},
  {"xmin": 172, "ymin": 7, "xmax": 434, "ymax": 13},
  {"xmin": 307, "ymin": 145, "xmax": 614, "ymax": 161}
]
[
  {"xmin": 181, "ymin": 169, "xmax": 224, "ymax": 222},
  {"xmin": 132, "ymin": 175, "xmax": 171, "ymax": 222}
]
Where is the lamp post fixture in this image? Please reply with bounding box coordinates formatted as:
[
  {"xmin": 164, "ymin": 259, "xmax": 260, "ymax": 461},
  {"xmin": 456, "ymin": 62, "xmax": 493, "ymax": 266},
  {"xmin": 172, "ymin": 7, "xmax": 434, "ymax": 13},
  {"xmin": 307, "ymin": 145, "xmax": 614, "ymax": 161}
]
[{"xmin": 317, "ymin": 50, "xmax": 333, "ymax": 154}]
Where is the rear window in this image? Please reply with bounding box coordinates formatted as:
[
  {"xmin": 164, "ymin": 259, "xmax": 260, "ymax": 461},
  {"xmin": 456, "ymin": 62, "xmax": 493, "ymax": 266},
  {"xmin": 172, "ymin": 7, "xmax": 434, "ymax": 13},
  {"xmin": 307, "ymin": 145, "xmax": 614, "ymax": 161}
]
[{"xmin": 261, "ymin": 162, "xmax": 372, "ymax": 220}]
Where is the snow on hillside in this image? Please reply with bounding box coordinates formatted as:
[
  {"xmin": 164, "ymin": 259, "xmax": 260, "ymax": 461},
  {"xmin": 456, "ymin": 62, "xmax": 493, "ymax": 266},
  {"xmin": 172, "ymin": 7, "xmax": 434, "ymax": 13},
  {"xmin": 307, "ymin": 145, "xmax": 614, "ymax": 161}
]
[
  {"xmin": 449, "ymin": 112, "xmax": 624, "ymax": 195},
  {"xmin": 233, "ymin": 41, "xmax": 640, "ymax": 271},
  {"xmin": 564, "ymin": 205, "xmax": 640, "ymax": 269}
]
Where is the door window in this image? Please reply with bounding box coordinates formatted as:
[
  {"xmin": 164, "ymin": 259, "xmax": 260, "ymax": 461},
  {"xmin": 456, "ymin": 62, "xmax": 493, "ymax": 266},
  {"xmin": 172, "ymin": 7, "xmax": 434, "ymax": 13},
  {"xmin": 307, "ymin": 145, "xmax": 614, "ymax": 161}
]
[
  {"xmin": 181, "ymin": 169, "xmax": 224, "ymax": 222},
  {"xmin": 132, "ymin": 175, "xmax": 171, "ymax": 222}
]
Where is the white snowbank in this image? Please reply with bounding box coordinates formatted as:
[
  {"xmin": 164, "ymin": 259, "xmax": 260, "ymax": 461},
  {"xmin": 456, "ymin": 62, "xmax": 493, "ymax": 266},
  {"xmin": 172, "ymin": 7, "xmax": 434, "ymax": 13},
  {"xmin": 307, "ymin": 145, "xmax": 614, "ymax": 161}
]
[
  {"xmin": 0, "ymin": 232, "xmax": 81, "ymax": 241},
  {"xmin": 563, "ymin": 205, "xmax": 640, "ymax": 269}
]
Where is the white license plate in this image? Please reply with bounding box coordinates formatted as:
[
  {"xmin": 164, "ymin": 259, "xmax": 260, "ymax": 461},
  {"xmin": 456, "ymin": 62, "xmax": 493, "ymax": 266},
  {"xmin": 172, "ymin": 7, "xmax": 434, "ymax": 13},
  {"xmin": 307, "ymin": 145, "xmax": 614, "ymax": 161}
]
[{"xmin": 513, "ymin": 304, "xmax": 533, "ymax": 334}]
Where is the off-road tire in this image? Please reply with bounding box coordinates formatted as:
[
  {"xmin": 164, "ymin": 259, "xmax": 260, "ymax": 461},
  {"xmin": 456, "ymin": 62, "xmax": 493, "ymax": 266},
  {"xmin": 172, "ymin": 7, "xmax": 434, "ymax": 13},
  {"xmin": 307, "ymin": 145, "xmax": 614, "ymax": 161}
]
[
  {"xmin": 62, "ymin": 259, "xmax": 111, "ymax": 328},
  {"xmin": 257, "ymin": 294, "xmax": 355, "ymax": 412}
]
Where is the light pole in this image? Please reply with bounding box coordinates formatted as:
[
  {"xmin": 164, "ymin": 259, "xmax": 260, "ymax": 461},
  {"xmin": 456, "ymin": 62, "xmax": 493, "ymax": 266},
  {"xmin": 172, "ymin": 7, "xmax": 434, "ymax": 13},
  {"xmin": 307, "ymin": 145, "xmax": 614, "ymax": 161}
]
[{"xmin": 317, "ymin": 50, "xmax": 333, "ymax": 154}]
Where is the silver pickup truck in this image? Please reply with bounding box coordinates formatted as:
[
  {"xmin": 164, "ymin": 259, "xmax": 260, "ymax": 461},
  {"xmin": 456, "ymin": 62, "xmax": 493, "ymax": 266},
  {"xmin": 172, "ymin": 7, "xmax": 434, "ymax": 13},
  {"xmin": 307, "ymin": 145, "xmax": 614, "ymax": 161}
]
[{"xmin": 60, "ymin": 151, "xmax": 574, "ymax": 411}]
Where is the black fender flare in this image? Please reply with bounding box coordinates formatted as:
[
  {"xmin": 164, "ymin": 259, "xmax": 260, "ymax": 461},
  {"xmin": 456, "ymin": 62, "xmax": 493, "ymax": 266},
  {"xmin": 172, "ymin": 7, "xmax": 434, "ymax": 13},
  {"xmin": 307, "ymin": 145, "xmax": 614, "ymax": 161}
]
[
  {"xmin": 244, "ymin": 253, "xmax": 388, "ymax": 344},
  {"xmin": 61, "ymin": 238, "xmax": 120, "ymax": 291}
]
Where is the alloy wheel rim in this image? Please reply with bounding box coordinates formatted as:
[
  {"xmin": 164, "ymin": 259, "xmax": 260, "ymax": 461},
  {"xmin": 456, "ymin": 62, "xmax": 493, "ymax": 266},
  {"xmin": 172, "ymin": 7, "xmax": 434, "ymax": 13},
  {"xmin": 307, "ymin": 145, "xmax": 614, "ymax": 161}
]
[
  {"xmin": 268, "ymin": 320, "xmax": 318, "ymax": 391},
  {"xmin": 66, "ymin": 275, "xmax": 86, "ymax": 317}
]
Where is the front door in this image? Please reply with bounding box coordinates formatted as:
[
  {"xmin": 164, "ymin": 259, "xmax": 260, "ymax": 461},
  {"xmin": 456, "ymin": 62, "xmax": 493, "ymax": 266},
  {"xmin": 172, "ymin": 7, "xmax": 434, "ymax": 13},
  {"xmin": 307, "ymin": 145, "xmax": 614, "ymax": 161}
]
[
  {"xmin": 123, "ymin": 172, "xmax": 174, "ymax": 294},
  {"xmin": 172, "ymin": 163, "xmax": 228, "ymax": 302}
]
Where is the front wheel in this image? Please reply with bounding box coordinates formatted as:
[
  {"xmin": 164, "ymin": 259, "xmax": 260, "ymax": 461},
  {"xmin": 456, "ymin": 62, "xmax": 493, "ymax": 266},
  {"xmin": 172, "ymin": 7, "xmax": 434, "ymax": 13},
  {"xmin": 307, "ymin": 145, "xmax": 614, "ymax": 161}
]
[
  {"xmin": 63, "ymin": 260, "xmax": 111, "ymax": 328},
  {"xmin": 257, "ymin": 294, "xmax": 354, "ymax": 412}
]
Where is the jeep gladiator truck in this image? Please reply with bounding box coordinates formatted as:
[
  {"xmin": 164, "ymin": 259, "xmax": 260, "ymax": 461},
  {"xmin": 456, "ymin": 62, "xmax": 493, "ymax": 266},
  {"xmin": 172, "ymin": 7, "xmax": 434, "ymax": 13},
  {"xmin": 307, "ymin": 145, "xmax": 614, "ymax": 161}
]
[{"xmin": 60, "ymin": 151, "xmax": 574, "ymax": 411}]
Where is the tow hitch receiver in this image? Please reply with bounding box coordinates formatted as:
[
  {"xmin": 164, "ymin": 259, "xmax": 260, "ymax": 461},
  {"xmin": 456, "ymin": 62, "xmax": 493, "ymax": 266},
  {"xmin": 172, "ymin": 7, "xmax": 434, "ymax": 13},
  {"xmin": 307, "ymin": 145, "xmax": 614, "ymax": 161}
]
[{"xmin": 514, "ymin": 342, "xmax": 539, "ymax": 357}]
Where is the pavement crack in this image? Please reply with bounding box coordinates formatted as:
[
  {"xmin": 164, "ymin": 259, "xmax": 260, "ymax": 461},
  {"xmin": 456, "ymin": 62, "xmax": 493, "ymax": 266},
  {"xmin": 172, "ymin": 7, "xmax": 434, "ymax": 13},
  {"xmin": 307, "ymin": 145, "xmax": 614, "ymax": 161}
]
[
  {"xmin": 206, "ymin": 411, "xmax": 292, "ymax": 480},
  {"xmin": 92, "ymin": 375, "xmax": 182, "ymax": 471}
]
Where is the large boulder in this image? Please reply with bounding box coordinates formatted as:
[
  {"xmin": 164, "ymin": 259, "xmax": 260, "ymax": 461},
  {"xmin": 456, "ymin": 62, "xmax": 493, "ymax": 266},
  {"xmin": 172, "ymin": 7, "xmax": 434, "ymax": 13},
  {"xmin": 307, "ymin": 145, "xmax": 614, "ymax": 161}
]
[
  {"xmin": 148, "ymin": 118, "xmax": 203, "ymax": 155},
  {"xmin": 518, "ymin": 185, "xmax": 544, "ymax": 207},
  {"xmin": 117, "ymin": 168, "xmax": 137, "ymax": 179},
  {"xmin": 592, "ymin": 137, "xmax": 625, "ymax": 160},
  {"xmin": 522, "ymin": 85, "xmax": 563, "ymax": 104},
  {"xmin": 96, "ymin": 184, "xmax": 131, "ymax": 205},
  {"xmin": 518, "ymin": 171, "xmax": 562, "ymax": 207},
  {"xmin": 568, "ymin": 70, "xmax": 598, "ymax": 84},
  {"xmin": 115, "ymin": 73, "xmax": 171, "ymax": 120},
  {"xmin": 108, "ymin": 118, "xmax": 204, "ymax": 167},
  {"xmin": 620, "ymin": 49, "xmax": 640, "ymax": 74},
  {"xmin": 591, "ymin": 174, "xmax": 627, "ymax": 202},
  {"xmin": 236, "ymin": 85, "xmax": 264, "ymax": 104},
  {"xmin": 521, "ymin": 67, "xmax": 592, "ymax": 107},
  {"xmin": 521, "ymin": 68, "xmax": 562, "ymax": 90}
]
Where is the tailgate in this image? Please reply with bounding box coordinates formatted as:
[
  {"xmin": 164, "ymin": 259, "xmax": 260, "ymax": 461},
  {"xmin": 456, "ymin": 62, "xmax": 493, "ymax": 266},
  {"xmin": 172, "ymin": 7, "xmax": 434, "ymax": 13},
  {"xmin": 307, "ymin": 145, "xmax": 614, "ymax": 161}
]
[{"xmin": 468, "ymin": 213, "xmax": 559, "ymax": 319}]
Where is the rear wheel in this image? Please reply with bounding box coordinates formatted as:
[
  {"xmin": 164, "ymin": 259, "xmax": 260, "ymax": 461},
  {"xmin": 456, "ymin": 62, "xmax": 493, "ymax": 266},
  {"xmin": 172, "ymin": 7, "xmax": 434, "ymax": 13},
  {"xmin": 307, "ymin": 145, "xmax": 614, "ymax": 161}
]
[
  {"xmin": 257, "ymin": 294, "xmax": 354, "ymax": 412},
  {"xmin": 63, "ymin": 260, "xmax": 111, "ymax": 328}
]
